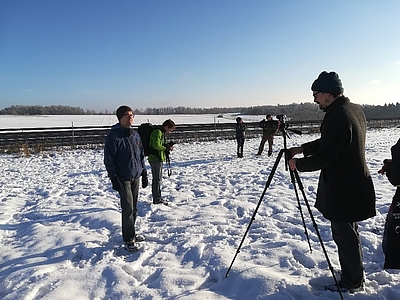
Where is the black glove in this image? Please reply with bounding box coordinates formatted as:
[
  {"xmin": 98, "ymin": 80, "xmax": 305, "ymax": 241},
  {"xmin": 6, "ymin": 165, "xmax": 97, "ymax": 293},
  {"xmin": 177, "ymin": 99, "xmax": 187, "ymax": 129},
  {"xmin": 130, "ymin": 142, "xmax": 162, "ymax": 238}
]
[
  {"xmin": 141, "ymin": 171, "xmax": 149, "ymax": 188},
  {"xmin": 111, "ymin": 177, "xmax": 123, "ymax": 192}
]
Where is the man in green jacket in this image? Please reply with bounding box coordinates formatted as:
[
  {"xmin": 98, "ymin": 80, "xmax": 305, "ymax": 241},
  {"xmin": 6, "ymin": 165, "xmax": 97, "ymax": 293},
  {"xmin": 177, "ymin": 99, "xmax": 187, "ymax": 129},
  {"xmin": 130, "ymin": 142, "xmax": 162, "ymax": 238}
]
[
  {"xmin": 288, "ymin": 71, "xmax": 376, "ymax": 293},
  {"xmin": 149, "ymin": 119, "xmax": 176, "ymax": 205}
]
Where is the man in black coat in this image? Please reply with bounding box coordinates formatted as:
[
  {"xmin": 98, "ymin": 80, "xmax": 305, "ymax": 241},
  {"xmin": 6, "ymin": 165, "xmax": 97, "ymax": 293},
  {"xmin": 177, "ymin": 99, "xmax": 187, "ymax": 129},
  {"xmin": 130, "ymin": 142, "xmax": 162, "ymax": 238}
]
[{"xmin": 288, "ymin": 71, "xmax": 376, "ymax": 293}]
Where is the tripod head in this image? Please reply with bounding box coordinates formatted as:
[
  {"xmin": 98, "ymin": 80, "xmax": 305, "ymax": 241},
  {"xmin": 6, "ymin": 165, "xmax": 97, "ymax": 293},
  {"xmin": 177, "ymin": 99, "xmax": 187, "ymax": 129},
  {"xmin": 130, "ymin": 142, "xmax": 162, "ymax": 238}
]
[
  {"xmin": 276, "ymin": 114, "xmax": 303, "ymax": 137},
  {"xmin": 276, "ymin": 115, "xmax": 302, "ymax": 170}
]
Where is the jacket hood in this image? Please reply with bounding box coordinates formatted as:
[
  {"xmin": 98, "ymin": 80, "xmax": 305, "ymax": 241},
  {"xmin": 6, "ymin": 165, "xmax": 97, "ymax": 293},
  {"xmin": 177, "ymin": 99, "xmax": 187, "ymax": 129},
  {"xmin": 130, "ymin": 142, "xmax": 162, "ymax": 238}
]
[{"xmin": 111, "ymin": 123, "xmax": 123, "ymax": 131}]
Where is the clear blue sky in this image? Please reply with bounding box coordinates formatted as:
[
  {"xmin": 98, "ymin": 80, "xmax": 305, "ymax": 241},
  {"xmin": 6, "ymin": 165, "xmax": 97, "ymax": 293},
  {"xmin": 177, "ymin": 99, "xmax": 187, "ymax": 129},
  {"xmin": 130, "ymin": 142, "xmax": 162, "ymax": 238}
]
[{"xmin": 1, "ymin": 0, "xmax": 399, "ymax": 112}]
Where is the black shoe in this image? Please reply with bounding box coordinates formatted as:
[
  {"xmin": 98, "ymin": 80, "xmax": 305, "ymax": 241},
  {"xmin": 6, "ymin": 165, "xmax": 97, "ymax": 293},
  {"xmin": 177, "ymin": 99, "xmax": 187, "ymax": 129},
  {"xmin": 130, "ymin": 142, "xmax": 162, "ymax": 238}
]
[
  {"xmin": 124, "ymin": 242, "xmax": 139, "ymax": 252},
  {"xmin": 268, "ymin": 150, "xmax": 272, "ymax": 157},
  {"xmin": 325, "ymin": 281, "xmax": 364, "ymax": 293},
  {"xmin": 135, "ymin": 234, "xmax": 145, "ymax": 242},
  {"xmin": 153, "ymin": 199, "xmax": 169, "ymax": 206}
]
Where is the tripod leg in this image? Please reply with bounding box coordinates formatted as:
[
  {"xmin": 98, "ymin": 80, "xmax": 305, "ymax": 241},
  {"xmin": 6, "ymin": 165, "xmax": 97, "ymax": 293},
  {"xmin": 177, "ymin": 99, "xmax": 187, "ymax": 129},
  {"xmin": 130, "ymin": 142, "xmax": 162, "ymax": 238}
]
[
  {"xmin": 289, "ymin": 168, "xmax": 312, "ymax": 252},
  {"xmin": 293, "ymin": 170, "xmax": 344, "ymax": 300},
  {"xmin": 224, "ymin": 149, "xmax": 285, "ymax": 278}
]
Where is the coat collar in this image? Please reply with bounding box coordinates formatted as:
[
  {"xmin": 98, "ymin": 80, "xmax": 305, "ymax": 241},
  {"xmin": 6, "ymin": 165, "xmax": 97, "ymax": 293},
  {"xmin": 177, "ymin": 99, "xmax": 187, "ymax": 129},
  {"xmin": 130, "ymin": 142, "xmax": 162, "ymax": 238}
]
[{"xmin": 323, "ymin": 96, "xmax": 349, "ymax": 113}]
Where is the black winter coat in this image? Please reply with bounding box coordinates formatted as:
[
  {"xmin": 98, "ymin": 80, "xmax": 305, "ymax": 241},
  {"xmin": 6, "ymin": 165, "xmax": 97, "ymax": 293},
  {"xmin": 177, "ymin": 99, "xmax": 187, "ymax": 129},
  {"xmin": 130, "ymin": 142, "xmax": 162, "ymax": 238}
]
[
  {"xmin": 386, "ymin": 139, "xmax": 400, "ymax": 186},
  {"xmin": 383, "ymin": 139, "xmax": 400, "ymax": 269},
  {"xmin": 235, "ymin": 123, "xmax": 246, "ymax": 139},
  {"xmin": 296, "ymin": 97, "xmax": 376, "ymax": 222}
]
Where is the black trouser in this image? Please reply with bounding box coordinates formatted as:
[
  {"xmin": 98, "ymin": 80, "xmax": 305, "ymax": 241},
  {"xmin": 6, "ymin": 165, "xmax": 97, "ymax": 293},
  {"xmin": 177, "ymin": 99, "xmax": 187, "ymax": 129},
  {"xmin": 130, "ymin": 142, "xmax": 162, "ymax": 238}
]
[
  {"xmin": 236, "ymin": 137, "xmax": 244, "ymax": 156},
  {"xmin": 331, "ymin": 221, "xmax": 364, "ymax": 288},
  {"xmin": 119, "ymin": 178, "xmax": 140, "ymax": 243}
]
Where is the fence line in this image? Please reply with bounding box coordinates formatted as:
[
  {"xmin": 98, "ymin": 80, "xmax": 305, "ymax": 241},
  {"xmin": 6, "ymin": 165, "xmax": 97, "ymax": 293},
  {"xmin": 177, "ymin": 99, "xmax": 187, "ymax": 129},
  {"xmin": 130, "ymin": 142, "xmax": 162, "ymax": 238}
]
[{"xmin": 1, "ymin": 118, "xmax": 399, "ymax": 154}]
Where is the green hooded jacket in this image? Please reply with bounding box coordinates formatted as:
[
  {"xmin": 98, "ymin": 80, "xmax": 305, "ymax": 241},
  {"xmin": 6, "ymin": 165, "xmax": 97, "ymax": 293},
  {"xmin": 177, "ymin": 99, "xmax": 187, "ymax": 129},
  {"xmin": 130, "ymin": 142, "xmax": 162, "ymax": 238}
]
[{"xmin": 148, "ymin": 126, "xmax": 167, "ymax": 162}]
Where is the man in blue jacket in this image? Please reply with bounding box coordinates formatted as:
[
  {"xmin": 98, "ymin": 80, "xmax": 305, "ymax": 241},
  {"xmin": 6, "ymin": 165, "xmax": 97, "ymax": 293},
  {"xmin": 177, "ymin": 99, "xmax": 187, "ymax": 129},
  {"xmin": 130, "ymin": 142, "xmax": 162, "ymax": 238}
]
[
  {"xmin": 289, "ymin": 71, "xmax": 376, "ymax": 293},
  {"xmin": 104, "ymin": 105, "xmax": 148, "ymax": 252}
]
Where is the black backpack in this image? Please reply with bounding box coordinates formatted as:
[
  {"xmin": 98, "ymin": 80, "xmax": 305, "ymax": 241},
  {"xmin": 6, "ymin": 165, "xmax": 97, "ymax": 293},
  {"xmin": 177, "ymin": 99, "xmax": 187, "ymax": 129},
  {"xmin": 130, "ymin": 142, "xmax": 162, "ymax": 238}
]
[{"xmin": 138, "ymin": 123, "xmax": 156, "ymax": 156}]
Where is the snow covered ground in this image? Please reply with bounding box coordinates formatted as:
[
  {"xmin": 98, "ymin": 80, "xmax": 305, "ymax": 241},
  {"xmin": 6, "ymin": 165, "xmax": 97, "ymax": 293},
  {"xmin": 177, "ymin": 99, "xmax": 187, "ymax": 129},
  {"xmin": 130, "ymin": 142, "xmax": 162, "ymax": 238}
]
[
  {"xmin": 0, "ymin": 113, "xmax": 263, "ymax": 129},
  {"xmin": 1, "ymin": 115, "xmax": 399, "ymax": 299}
]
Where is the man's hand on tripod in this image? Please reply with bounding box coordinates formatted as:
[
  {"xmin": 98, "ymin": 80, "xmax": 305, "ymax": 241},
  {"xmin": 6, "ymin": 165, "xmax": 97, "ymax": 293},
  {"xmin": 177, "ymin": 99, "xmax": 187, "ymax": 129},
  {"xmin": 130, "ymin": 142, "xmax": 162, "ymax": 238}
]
[
  {"xmin": 289, "ymin": 146, "xmax": 303, "ymax": 157},
  {"xmin": 289, "ymin": 158, "xmax": 297, "ymax": 171},
  {"xmin": 288, "ymin": 146, "xmax": 303, "ymax": 171}
]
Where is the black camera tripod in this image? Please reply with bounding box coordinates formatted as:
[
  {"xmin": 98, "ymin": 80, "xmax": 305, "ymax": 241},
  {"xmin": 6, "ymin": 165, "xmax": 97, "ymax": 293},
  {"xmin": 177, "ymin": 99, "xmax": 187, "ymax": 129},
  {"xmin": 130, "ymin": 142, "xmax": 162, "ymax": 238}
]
[{"xmin": 224, "ymin": 119, "xmax": 344, "ymax": 300}]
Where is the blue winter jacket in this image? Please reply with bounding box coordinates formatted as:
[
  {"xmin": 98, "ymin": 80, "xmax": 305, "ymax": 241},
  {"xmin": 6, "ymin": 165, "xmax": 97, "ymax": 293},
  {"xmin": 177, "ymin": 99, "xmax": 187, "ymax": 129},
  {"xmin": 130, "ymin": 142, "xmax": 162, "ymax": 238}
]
[{"xmin": 104, "ymin": 123, "xmax": 146, "ymax": 180}]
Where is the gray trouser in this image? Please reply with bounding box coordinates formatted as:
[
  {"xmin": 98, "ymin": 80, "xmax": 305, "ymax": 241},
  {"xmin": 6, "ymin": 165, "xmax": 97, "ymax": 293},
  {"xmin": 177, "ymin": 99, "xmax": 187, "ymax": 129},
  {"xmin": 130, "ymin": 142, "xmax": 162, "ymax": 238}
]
[
  {"xmin": 119, "ymin": 178, "xmax": 139, "ymax": 243},
  {"xmin": 257, "ymin": 133, "xmax": 273, "ymax": 154},
  {"xmin": 331, "ymin": 221, "xmax": 364, "ymax": 288},
  {"xmin": 150, "ymin": 160, "xmax": 163, "ymax": 203}
]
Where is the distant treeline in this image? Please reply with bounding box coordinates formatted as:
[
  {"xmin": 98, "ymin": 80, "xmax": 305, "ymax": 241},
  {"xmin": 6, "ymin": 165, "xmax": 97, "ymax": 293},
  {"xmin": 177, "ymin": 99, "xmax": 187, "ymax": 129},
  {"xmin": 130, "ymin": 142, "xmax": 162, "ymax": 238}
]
[
  {"xmin": 0, "ymin": 105, "xmax": 101, "ymax": 116},
  {"xmin": 2, "ymin": 103, "xmax": 400, "ymax": 121},
  {"xmin": 137, "ymin": 102, "xmax": 400, "ymax": 121},
  {"xmin": 136, "ymin": 103, "xmax": 325, "ymax": 121}
]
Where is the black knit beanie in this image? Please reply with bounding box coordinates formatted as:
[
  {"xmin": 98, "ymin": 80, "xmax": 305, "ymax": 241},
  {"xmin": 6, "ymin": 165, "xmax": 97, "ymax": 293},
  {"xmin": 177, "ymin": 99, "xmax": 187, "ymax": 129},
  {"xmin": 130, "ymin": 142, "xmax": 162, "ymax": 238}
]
[
  {"xmin": 116, "ymin": 105, "xmax": 133, "ymax": 121},
  {"xmin": 311, "ymin": 71, "xmax": 344, "ymax": 94}
]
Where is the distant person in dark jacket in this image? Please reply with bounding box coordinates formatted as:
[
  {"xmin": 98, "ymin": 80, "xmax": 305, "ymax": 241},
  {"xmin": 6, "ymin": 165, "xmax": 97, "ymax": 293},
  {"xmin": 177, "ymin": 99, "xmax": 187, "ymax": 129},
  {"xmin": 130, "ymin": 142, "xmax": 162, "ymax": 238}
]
[
  {"xmin": 235, "ymin": 117, "xmax": 246, "ymax": 158},
  {"xmin": 288, "ymin": 71, "xmax": 376, "ymax": 293},
  {"xmin": 104, "ymin": 105, "xmax": 148, "ymax": 252},
  {"xmin": 378, "ymin": 139, "xmax": 400, "ymax": 269},
  {"xmin": 256, "ymin": 114, "xmax": 279, "ymax": 157}
]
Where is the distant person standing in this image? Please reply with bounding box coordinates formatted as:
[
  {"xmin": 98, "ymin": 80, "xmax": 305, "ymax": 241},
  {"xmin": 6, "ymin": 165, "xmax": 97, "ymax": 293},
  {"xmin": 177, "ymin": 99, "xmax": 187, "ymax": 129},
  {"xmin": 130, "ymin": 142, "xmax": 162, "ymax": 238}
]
[
  {"xmin": 256, "ymin": 114, "xmax": 279, "ymax": 157},
  {"xmin": 148, "ymin": 119, "xmax": 176, "ymax": 205},
  {"xmin": 104, "ymin": 105, "xmax": 149, "ymax": 252},
  {"xmin": 235, "ymin": 117, "xmax": 246, "ymax": 158},
  {"xmin": 288, "ymin": 71, "xmax": 376, "ymax": 293}
]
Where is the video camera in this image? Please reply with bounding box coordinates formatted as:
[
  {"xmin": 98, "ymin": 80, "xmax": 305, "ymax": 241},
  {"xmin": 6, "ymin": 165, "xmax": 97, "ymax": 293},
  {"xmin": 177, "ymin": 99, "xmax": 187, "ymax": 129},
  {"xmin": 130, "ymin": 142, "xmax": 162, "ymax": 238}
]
[
  {"xmin": 276, "ymin": 114, "xmax": 286, "ymax": 123},
  {"xmin": 165, "ymin": 141, "xmax": 175, "ymax": 154},
  {"xmin": 276, "ymin": 114, "xmax": 289, "ymax": 130},
  {"xmin": 276, "ymin": 114, "xmax": 303, "ymax": 135}
]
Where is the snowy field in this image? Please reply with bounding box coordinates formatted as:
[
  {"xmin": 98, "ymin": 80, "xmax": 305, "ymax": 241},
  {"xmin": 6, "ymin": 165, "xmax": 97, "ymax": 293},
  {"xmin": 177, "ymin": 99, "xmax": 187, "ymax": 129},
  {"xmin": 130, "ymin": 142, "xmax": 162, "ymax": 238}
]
[
  {"xmin": 1, "ymin": 114, "xmax": 400, "ymax": 299},
  {"xmin": 0, "ymin": 113, "xmax": 264, "ymax": 129}
]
